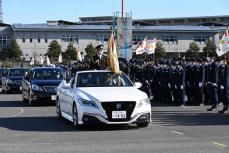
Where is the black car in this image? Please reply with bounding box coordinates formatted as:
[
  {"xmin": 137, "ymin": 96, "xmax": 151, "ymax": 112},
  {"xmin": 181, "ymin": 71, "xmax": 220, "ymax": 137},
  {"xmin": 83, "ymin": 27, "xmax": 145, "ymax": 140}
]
[
  {"xmin": 1, "ymin": 68, "xmax": 29, "ymax": 93},
  {"xmin": 0, "ymin": 68, "xmax": 8, "ymax": 87},
  {"xmin": 22, "ymin": 67, "xmax": 64, "ymax": 105}
]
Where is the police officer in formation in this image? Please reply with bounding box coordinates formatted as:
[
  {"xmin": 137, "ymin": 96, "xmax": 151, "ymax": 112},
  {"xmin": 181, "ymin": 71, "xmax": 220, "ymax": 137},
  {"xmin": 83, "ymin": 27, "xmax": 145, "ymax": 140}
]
[
  {"xmin": 62, "ymin": 55, "xmax": 229, "ymax": 114},
  {"xmin": 121, "ymin": 56, "xmax": 229, "ymax": 114}
]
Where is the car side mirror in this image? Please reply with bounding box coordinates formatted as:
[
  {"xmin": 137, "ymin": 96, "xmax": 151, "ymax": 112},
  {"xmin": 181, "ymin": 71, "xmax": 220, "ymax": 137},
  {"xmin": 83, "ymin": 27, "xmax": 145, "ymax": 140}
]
[
  {"xmin": 63, "ymin": 80, "xmax": 70, "ymax": 89},
  {"xmin": 24, "ymin": 72, "xmax": 28, "ymax": 77},
  {"xmin": 134, "ymin": 82, "xmax": 142, "ymax": 89}
]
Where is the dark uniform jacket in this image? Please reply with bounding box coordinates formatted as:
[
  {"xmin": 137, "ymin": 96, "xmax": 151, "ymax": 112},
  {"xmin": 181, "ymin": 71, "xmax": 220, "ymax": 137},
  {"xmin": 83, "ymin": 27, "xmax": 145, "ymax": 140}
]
[{"xmin": 91, "ymin": 54, "xmax": 107, "ymax": 70}]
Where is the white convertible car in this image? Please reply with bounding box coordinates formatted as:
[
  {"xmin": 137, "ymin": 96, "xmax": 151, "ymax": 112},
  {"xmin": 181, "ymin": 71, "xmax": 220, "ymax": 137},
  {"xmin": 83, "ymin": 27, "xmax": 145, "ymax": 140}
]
[{"xmin": 56, "ymin": 70, "xmax": 151, "ymax": 128}]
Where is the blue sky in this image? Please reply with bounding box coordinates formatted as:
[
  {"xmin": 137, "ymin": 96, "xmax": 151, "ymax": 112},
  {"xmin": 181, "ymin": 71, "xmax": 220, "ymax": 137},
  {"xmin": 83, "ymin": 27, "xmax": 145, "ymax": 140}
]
[{"xmin": 3, "ymin": 0, "xmax": 229, "ymax": 24}]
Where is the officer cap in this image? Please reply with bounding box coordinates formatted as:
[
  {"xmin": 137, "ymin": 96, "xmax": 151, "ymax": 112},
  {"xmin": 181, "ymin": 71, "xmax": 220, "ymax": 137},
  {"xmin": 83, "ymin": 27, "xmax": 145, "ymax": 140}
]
[{"xmin": 95, "ymin": 44, "xmax": 104, "ymax": 50}]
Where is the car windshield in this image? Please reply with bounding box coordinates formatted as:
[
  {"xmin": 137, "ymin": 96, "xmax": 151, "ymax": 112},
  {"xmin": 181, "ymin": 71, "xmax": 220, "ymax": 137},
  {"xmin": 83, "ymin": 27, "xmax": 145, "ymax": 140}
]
[
  {"xmin": 0, "ymin": 69, "xmax": 7, "ymax": 76},
  {"xmin": 76, "ymin": 72, "xmax": 133, "ymax": 87},
  {"xmin": 8, "ymin": 69, "xmax": 28, "ymax": 76},
  {"xmin": 34, "ymin": 69, "xmax": 63, "ymax": 80}
]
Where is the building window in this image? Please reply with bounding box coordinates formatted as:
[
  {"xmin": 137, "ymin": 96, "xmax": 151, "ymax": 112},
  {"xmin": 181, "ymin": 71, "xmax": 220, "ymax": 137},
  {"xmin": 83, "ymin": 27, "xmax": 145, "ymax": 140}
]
[
  {"xmin": 38, "ymin": 37, "xmax": 40, "ymax": 43},
  {"xmin": 45, "ymin": 37, "xmax": 48, "ymax": 43},
  {"xmin": 0, "ymin": 35, "xmax": 11, "ymax": 49},
  {"xmin": 162, "ymin": 35, "xmax": 178, "ymax": 44},
  {"xmin": 95, "ymin": 34, "xmax": 109, "ymax": 43},
  {"xmin": 61, "ymin": 35, "xmax": 78, "ymax": 43},
  {"xmin": 22, "ymin": 37, "xmax": 25, "ymax": 43},
  {"xmin": 132, "ymin": 35, "xmax": 144, "ymax": 42},
  {"xmin": 30, "ymin": 38, "xmax": 33, "ymax": 43},
  {"xmin": 194, "ymin": 36, "xmax": 209, "ymax": 44}
]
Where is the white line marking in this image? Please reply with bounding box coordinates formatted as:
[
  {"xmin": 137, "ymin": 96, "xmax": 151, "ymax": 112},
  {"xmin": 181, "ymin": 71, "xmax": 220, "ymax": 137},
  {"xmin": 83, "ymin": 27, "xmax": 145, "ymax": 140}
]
[
  {"xmin": 7, "ymin": 108, "xmax": 24, "ymax": 118},
  {"xmin": 213, "ymin": 142, "xmax": 227, "ymax": 147},
  {"xmin": 171, "ymin": 131, "xmax": 184, "ymax": 135}
]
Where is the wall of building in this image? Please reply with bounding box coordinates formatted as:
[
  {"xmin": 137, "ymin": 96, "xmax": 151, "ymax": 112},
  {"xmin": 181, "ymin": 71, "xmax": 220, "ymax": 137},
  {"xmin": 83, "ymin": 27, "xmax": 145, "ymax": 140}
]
[{"xmin": 14, "ymin": 29, "xmax": 220, "ymax": 61}]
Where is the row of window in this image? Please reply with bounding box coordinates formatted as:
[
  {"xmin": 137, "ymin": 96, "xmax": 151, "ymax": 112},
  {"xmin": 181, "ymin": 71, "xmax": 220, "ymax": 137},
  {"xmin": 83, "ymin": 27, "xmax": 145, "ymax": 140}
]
[
  {"xmin": 61, "ymin": 35, "xmax": 79, "ymax": 43},
  {"xmin": 23, "ymin": 37, "xmax": 48, "ymax": 43},
  {"xmin": 133, "ymin": 35, "xmax": 210, "ymax": 44},
  {"xmin": 0, "ymin": 35, "xmax": 11, "ymax": 48}
]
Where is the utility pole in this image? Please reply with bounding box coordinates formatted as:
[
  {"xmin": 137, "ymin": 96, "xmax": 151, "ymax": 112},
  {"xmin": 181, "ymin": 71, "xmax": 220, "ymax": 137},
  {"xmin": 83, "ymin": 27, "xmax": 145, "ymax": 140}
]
[
  {"xmin": 0, "ymin": 0, "xmax": 3, "ymax": 23},
  {"xmin": 122, "ymin": 0, "xmax": 124, "ymax": 18}
]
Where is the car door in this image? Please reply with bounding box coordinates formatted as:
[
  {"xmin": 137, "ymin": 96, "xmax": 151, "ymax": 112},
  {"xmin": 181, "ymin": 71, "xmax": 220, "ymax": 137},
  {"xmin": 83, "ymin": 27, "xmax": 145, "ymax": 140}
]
[
  {"xmin": 58, "ymin": 81, "xmax": 70, "ymax": 114},
  {"xmin": 60, "ymin": 78, "xmax": 74, "ymax": 114},
  {"xmin": 65, "ymin": 77, "xmax": 76, "ymax": 115}
]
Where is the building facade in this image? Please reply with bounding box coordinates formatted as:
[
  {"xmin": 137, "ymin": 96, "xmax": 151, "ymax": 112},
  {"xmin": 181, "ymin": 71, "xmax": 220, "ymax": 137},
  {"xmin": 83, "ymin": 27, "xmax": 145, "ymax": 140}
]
[{"xmin": 0, "ymin": 15, "xmax": 228, "ymax": 61}]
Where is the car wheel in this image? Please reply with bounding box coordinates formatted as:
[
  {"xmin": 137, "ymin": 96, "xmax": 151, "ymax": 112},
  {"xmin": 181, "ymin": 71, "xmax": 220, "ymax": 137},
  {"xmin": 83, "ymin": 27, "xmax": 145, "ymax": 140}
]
[
  {"xmin": 136, "ymin": 122, "xmax": 149, "ymax": 128},
  {"xmin": 56, "ymin": 98, "xmax": 62, "ymax": 119},
  {"xmin": 72, "ymin": 103, "xmax": 80, "ymax": 128}
]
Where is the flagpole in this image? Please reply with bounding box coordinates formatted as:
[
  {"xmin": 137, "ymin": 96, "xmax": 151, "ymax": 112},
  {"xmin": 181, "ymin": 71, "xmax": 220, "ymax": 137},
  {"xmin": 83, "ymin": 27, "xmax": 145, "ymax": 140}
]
[
  {"xmin": 224, "ymin": 26, "xmax": 229, "ymax": 65},
  {"xmin": 122, "ymin": 0, "xmax": 124, "ymax": 18}
]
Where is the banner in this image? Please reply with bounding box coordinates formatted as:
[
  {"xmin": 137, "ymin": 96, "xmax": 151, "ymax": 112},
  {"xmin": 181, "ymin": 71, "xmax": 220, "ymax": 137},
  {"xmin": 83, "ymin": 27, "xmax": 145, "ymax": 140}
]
[{"xmin": 217, "ymin": 29, "xmax": 229, "ymax": 57}]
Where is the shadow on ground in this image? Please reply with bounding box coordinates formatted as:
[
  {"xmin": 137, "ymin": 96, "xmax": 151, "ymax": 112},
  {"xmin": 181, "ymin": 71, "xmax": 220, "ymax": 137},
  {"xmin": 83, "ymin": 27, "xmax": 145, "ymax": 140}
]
[
  {"xmin": 0, "ymin": 116, "xmax": 139, "ymax": 132},
  {"xmin": 151, "ymin": 110, "xmax": 229, "ymax": 126}
]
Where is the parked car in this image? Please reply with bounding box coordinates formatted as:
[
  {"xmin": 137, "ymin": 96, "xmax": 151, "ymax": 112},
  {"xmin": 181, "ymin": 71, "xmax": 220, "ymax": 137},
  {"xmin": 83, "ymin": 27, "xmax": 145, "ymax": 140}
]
[
  {"xmin": 56, "ymin": 70, "xmax": 151, "ymax": 128},
  {"xmin": 22, "ymin": 67, "xmax": 64, "ymax": 105},
  {"xmin": 1, "ymin": 68, "xmax": 29, "ymax": 93},
  {"xmin": 0, "ymin": 68, "xmax": 8, "ymax": 87}
]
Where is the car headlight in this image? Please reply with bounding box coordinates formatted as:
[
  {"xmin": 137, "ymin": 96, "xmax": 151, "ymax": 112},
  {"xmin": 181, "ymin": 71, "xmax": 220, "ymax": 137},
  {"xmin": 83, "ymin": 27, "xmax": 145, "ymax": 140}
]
[
  {"xmin": 78, "ymin": 98, "xmax": 99, "ymax": 109},
  {"xmin": 7, "ymin": 79, "xmax": 14, "ymax": 84},
  {"xmin": 32, "ymin": 84, "xmax": 43, "ymax": 91},
  {"xmin": 137, "ymin": 98, "xmax": 151, "ymax": 108}
]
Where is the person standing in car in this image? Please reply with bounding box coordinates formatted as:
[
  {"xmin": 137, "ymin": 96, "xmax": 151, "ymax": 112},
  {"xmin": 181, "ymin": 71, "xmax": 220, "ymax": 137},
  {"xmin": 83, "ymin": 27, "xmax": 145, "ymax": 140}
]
[{"xmin": 91, "ymin": 44, "xmax": 107, "ymax": 70}]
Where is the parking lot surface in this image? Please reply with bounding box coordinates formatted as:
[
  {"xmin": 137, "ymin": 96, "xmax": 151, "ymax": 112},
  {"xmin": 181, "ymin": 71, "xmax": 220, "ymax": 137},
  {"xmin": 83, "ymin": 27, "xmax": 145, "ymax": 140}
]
[{"xmin": 0, "ymin": 92, "xmax": 229, "ymax": 153}]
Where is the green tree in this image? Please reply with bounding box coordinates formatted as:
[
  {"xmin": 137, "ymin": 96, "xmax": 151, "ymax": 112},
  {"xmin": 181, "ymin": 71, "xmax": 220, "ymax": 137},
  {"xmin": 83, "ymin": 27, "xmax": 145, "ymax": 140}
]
[
  {"xmin": 186, "ymin": 42, "xmax": 200, "ymax": 58},
  {"xmin": 85, "ymin": 43, "xmax": 97, "ymax": 57},
  {"xmin": 155, "ymin": 42, "xmax": 166, "ymax": 59},
  {"xmin": 8, "ymin": 40, "xmax": 22, "ymax": 60},
  {"xmin": 203, "ymin": 39, "xmax": 217, "ymax": 57},
  {"xmin": 64, "ymin": 43, "xmax": 78, "ymax": 60},
  {"xmin": 46, "ymin": 40, "xmax": 62, "ymax": 62}
]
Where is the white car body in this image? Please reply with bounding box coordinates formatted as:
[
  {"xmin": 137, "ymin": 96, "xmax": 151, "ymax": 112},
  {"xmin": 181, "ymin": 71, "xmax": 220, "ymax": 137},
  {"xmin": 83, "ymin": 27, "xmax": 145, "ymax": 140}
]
[{"xmin": 56, "ymin": 70, "xmax": 151, "ymax": 127}]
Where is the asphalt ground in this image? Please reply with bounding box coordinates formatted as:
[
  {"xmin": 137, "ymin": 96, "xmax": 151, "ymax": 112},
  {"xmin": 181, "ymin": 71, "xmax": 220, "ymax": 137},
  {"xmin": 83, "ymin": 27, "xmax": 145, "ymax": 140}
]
[{"xmin": 0, "ymin": 90, "xmax": 229, "ymax": 153}]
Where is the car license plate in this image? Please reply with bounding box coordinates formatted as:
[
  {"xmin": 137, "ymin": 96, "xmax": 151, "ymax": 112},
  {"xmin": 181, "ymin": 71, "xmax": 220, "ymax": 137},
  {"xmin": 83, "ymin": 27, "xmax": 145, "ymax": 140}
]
[
  {"xmin": 112, "ymin": 111, "xmax": 126, "ymax": 119},
  {"xmin": 51, "ymin": 95, "xmax": 56, "ymax": 101}
]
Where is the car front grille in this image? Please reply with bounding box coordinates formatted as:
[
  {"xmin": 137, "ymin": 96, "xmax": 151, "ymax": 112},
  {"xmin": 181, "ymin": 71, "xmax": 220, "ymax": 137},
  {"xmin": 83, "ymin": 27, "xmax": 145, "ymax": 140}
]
[
  {"xmin": 43, "ymin": 86, "xmax": 57, "ymax": 93},
  {"xmin": 101, "ymin": 101, "xmax": 136, "ymax": 122}
]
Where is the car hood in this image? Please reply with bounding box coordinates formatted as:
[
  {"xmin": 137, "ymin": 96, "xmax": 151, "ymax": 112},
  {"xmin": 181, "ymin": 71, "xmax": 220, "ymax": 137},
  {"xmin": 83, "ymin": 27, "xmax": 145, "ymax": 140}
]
[
  {"xmin": 7, "ymin": 76, "xmax": 24, "ymax": 81},
  {"xmin": 77, "ymin": 87, "xmax": 148, "ymax": 102},
  {"xmin": 32, "ymin": 80, "xmax": 63, "ymax": 86}
]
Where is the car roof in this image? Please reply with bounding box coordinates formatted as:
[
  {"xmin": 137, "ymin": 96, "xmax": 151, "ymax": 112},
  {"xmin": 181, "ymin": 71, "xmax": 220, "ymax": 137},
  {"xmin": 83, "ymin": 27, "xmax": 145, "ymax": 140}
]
[
  {"xmin": 77, "ymin": 70, "xmax": 112, "ymax": 74},
  {"xmin": 9, "ymin": 67, "xmax": 29, "ymax": 70},
  {"xmin": 32, "ymin": 67, "xmax": 62, "ymax": 71}
]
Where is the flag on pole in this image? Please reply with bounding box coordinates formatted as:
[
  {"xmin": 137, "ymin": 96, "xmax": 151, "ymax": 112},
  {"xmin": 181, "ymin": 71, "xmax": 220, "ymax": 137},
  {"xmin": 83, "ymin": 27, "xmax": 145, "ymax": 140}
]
[
  {"xmin": 46, "ymin": 56, "xmax": 51, "ymax": 66},
  {"xmin": 135, "ymin": 37, "xmax": 147, "ymax": 55},
  {"xmin": 58, "ymin": 53, "xmax": 63, "ymax": 63},
  {"xmin": 30, "ymin": 57, "xmax": 34, "ymax": 66},
  {"xmin": 107, "ymin": 32, "xmax": 120, "ymax": 74},
  {"xmin": 77, "ymin": 49, "xmax": 82, "ymax": 62},
  {"xmin": 216, "ymin": 29, "xmax": 229, "ymax": 57},
  {"xmin": 146, "ymin": 38, "xmax": 157, "ymax": 55}
]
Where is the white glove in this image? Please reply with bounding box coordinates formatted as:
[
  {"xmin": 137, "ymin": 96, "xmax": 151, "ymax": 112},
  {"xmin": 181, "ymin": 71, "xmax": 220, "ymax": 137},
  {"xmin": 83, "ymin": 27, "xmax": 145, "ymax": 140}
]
[
  {"xmin": 220, "ymin": 85, "xmax": 224, "ymax": 90},
  {"xmin": 168, "ymin": 83, "xmax": 171, "ymax": 88},
  {"xmin": 199, "ymin": 82, "xmax": 202, "ymax": 87},
  {"xmin": 175, "ymin": 85, "xmax": 177, "ymax": 89},
  {"xmin": 213, "ymin": 83, "xmax": 217, "ymax": 87},
  {"xmin": 180, "ymin": 85, "xmax": 184, "ymax": 90}
]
